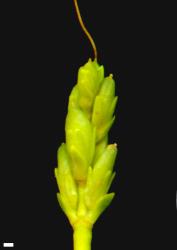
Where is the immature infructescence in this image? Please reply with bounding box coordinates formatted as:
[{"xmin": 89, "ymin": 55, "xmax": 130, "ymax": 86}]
[{"xmin": 55, "ymin": 58, "xmax": 118, "ymax": 229}]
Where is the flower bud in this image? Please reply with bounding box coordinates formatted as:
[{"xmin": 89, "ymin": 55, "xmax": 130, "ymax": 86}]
[
  {"xmin": 92, "ymin": 143, "xmax": 117, "ymax": 183},
  {"xmin": 92, "ymin": 76, "xmax": 118, "ymax": 142},
  {"xmin": 77, "ymin": 59, "xmax": 104, "ymax": 118},
  {"xmin": 65, "ymin": 108, "xmax": 95, "ymax": 181},
  {"xmin": 88, "ymin": 193, "xmax": 115, "ymax": 224},
  {"xmin": 55, "ymin": 143, "xmax": 78, "ymax": 210},
  {"xmin": 99, "ymin": 74, "xmax": 115, "ymax": 97},
  {"xmin": 84, "ymin": 144, "xmax": 117, "ymax": 209}
]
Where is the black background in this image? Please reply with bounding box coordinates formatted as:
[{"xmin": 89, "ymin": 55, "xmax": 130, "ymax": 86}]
[{"xmin": 0, "ymin": 1, "xmax": 174, "ymax": 249}]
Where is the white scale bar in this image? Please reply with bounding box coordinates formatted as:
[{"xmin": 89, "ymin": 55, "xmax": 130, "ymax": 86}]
[{"xmin": 3, "ymin": 243, "xmax": 14, "ymax": 247}]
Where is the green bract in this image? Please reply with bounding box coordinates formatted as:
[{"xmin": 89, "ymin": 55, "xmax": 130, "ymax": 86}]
[
  {"xmin": 92, "ymin": 76, "xmax": 118, "ymax": 142},
  {"xmin": 65, "ymin": 108, "xmax": 95, "ymax": 181},
  {"xmin": 77, "ymin": 59, "xmax": 104, "ymax": 118},
  {"xmin": 55, "ymin": 59, "xmax": 118, "ymax": 230}
]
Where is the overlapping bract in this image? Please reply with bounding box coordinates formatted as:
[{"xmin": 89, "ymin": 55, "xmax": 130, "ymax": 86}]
[
  {"xmin": 65, "ymin": 108, "xmax": 95, "ymax": 181},
  {"xmin": 55, "ymin": 59, "xmax": 118, "ymax": 226},
  {"xmin": 77, "ymin": 59, "xmax": 104, "ymax": 118}
]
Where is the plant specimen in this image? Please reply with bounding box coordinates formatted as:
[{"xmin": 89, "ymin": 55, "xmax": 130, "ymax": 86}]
[{"xmin": 54, "ymin": 1, "xmax": 118, "ymax": 249}]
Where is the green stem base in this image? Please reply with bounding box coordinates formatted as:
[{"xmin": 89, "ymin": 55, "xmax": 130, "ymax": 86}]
[{"xmin": 73, "ymin": 225, "xmax": 92, "ymax": 250}]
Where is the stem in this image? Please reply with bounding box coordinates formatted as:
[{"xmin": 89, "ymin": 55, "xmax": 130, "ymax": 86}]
[
  {"xmin": 73, "ymin": 182, "xmax": 93, "ymax": 250},
  {"xmin": 73, "ymin": 225, "xmax": 92, "ymax": 250},
  {"xmin": 73, "ymin": 0, "xmax": 98, "ymax": 60}
]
